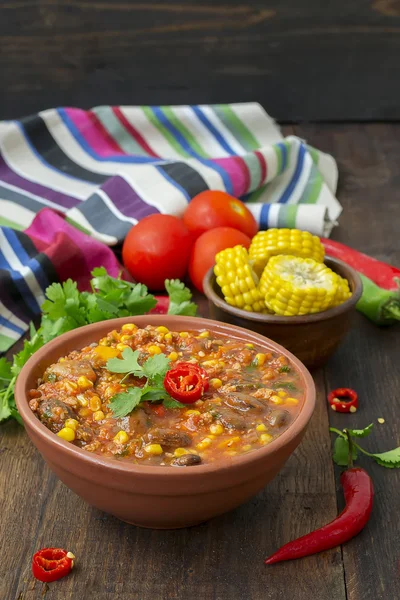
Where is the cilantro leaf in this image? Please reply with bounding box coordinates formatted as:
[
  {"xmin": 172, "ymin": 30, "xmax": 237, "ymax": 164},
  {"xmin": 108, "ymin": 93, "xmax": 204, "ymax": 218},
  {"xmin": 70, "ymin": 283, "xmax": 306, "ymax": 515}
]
[
  {"xmin": 11, "ymin": 334, "xmax": 44, "ymax": 377},
  {"xmin": 370, "ymin": 447, "xmax": 400, "ymax": 469},
  {"xmin": 273, "ymin": 381, "xmax": 298, "ymax": 392},
  {"xmin": 163, "ymin": 397, "xmax": 186, "ymax": 409},
  {"xmin": 333, "ymin": 436, "xmax": 358, "ymax": 467},
  {"xmin": 278, "ymin": 365, "xmax": 291, "ymax": 373},
  {"xmin": 165, "ymin": 279, "xmax": 197, "ymax": 316},
  {"xmin": 106, "ymin": 348, "xmax": 142, "ymax": 375},
  {"xmin": 108, "ymin": 387, "xmax": 143, "ymax": 418},
  {"xmin": 142, "ymin": 354, "xmax": 170, "ymax": 386},
  {"xmin": 346, "ymin": 424, "xmax": 374, "ymax": 438},
  {"xmin": 125, "ymin": 284, "xmax": 157, "ymax": 315},
  {"xmin": 0, "ymin": 358, "xmax": 13, "ymax": 385}
]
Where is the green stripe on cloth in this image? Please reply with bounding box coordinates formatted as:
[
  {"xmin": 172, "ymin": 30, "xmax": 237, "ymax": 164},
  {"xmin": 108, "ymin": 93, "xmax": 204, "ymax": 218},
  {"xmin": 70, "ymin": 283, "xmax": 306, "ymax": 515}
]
[
  {"xmin": 306, "ymin": 145, "xmax": 319, "ymax": 165},
  {"xmin": 0, "ymin": 333, "xmax": 15, "ymax": 352},
  {"xmin": 298, "ymin": 163, "xmax": 323, "ymax": 204},
  {"xmin": 212, "ymin": 105, "xmax": 260, "ymax": 151},
  {"xmin": 245, "ymin": 183, "xmax": 268, "ymax": 203},
  {"xmin": 142, "ymin": 107, "xmax": 189, "ymax": 158},
  {"xmin": 277, "ymin": 205, "xmax": 298, "ymax": 228},
  {"xmin": 241, "ymin": 152, "xmax": 262, "ymax": 191},
  {"xmin": 93, "ymin": 106, "xmax": 150, "ymax": 156},
  {"xmin": 162, "ymin": 107, "xmax": 210, "ymax": 158},
  {"xmin": 0, "ymin": 216, "xmax": 24, "ymax": 230}
]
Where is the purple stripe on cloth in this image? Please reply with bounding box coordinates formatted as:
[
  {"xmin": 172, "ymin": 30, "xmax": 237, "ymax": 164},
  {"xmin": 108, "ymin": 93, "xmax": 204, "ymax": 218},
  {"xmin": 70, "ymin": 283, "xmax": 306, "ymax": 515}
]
[
  {"xmin": 212, "ymin": 157, "xmax": 249, "ymax": 198},
  {"xmin": 0, "ymin": 154, "xmax": 80, "ymax": 210},
  {"xmin": 101, "ymin": 175, "xmax": 159, "ymax": 220}
]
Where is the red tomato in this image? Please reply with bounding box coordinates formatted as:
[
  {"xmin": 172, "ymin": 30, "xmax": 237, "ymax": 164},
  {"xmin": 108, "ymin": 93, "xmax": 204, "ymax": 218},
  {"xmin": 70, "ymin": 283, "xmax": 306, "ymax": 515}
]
[
  {"xmin": 122, "ymin": 215, "xmax": 192, "ymax": 290},
  {"xmin": 183, "ymin": 190, "xmax": 258, "ymax": 240},
  {"xmin": 189, "ymin": 227, "xmax": 251, "ymax": 293}
]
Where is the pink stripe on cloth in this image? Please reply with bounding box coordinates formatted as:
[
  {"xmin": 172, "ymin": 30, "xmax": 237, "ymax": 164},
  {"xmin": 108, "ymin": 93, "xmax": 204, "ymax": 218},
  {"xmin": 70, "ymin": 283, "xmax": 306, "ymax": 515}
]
[
  {"xmin": 212, "ymin": 156, "xmax": 250, "ymax": 197},
  {"xmin": 25, "ymin": 208, "xmax": 124, "ymax": 290},
  {"xmin": 64, "ymin": 108, "xmax": 126, "ymax": 157}
]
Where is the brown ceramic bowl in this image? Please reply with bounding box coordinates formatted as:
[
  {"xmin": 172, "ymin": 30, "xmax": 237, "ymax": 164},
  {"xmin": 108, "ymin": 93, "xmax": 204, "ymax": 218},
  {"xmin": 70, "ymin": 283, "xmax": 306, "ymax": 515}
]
[
  {"xmin": 15, "ymin": 315, "xmax": 315, "ymax": 529},
  {"xmin": 203, "ymin": 256, "xmax": 362, "ymax": 369}
]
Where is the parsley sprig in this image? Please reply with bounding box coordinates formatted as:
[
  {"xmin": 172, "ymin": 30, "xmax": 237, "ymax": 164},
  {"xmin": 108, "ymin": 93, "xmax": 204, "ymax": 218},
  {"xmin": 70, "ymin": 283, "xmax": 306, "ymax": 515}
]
[
  {"xmin": 106, "ymin": 348, "xmax": 184, "ymax": 417},
  {"xmin": 330, "ymin": 423, "xmax": 400, "ymax": 469},
  {"xmin": 0, "ymin": 268, "xmax": 197, "ymax": 424}
]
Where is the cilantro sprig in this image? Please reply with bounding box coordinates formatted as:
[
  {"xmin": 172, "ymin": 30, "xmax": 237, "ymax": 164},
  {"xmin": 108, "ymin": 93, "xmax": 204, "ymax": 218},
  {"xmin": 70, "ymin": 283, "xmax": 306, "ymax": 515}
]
[
  {"xmin": 330, "ymin": 423, "xmax": 400, "ymax": 469},
  {"xmin": 106, "ymin": 348, "xmax": 184, "ymax": 417},
  {"xmin": 0, "ymin": 268, "xmax": 197, "ymax": 424}
]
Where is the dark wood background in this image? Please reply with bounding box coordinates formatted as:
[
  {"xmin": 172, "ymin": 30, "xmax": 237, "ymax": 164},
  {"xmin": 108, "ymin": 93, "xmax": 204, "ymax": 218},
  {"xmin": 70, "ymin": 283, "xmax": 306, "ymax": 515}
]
[
  {"xmin": 1, "ymin": 124, "xmax": 399, "ymax": 599},
  {"xmin": 2, "ymin": 0, "xmax": 400, "ymax": 121}
]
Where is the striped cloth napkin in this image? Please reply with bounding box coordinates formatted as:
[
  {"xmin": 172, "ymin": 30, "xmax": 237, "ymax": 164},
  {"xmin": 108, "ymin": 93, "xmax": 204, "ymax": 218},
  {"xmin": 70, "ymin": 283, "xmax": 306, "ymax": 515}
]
[{"xmin": 0, "ymin": 103, "xmax": 341, "ymax": 352}]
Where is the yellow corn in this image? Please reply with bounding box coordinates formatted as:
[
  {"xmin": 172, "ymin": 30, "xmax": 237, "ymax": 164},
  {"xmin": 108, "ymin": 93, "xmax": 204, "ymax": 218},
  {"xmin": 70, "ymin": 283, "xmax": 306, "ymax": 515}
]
[
  {"xmin": 78, "ymin": 407, "xmax": 91, "ymax": 418},
  {"xmin": 332, "ymin": 274, "xmax": 352, "ymax": 306},
  {"xmin": 210, "ymin": 423, "xmax": 224, "ymax": 435},
  {"xmin": 116, "ymin": 343, "xmax": 129, "ymax": 352},
  {"xmin": 198, "ymin": 331, "xmax": 210, "ymax": 338},
  {"xmin": 285, "ymin": 397, "xmax": 299, "ymax": 405},
  {"xmin": 89, "ymin": 396, "xmax": 102, "ymax": 411},
  {"xmin": 249, "ymin": 228, "xmax": 325, "ymax": 275},
  {"xmin": 256, "ymin": 423, "xmax": 267, "ymax": 432},
  {"xmin": 242, "ymin": 444, "xmax": 252, "ymax": 452},
  {"xmin": 254, "ymin": 353, "xmax": 266, "ymax": 366},
  {"xmin": 121, "ymin": 323, "xmax": 137, "ymax": 333},
  {"xmin": 210, "ymin": 378, "xmax": 223, "ymax": 389},
  {"xmin": 179, "ymin": 331, "xmax": 189, "ymax": 338},
  {"xmin": 245, "ymin": 343, "xmax": 254, "ymax": 349},
  {"xmin": 57, "ymin": 427, "xmax": 75, "ymax": 442},
  {"xmin": 148, "ymin": 345, "xmax": 162, "ymax": 355},
  {"xmin": 218, "ymin": 436, "xmax": 241, "ymax": 449},
  {"xmin": 174, "ymin": 447, "xmax": 189, "ymax": 457},
  {"xmin": 63, "ymin": 381, "xmax": 78, "ymax": 393},
  {"xmin": 113, "ymin": 430, "xmax": 129, "ymax": 444},
  {"xmin": 260, "ymin": 433, "xmax": 273, "ymax": 444},
  {"xmin": 156, "ymin": 326, "xmax": 169, "ymax": 334},
  {"xmin": 214, "ymin": 245, "xmax": 266, "ymax": 312},
  {"xmin": 77, "ymin": 376, "xmax": 94, "ymax": 390},
  {"xmin": 76, "ymin": 394, "xmax": 88, "ymax": 407},
  {"xmin": 93, "ymin": 410, "xmax": 105, "ymax": 421},
  {"xmin": 260, "ymin": 255, "xmax": 338, "ymax": 316},
  {"xmin": 99, "ymin": 337, "xmax": 110, "ymax": 346},
  {"xmin": 278, "ymin": 390, "xmax": 287, "ymax": 398},
  {"xmin": 164, "ymin": 332, "xmax": 173, "ymax": 342},
  {"xmin": 65, "ymin": 418, "xmax": 79, "ymax": 431},
  {"xmin": 185, "ymin": 409, "xmax": 201, "ymax": 416},
  {"xmin": 270, "ymin": 395, "xmax": 283, "ymax": 404},
  {"xmin": 168, "ymin": 351, "xmax": 179, "ymax": 361},
  {"xmin": 196, "ymin": 437, "xmax": 213, "ymax": 451},
  {"xmin": 144, "ymin": 443, "xmax": 163, "ymax": 455},
  {"xmin": 93, "ymin": 345, "xmax": 120, "ymax": 360}
]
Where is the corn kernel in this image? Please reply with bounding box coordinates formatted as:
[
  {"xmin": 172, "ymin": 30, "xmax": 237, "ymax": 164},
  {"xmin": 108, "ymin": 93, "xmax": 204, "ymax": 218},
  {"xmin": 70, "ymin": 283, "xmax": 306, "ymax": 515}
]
[
  {"xmin": 78, "ymin": 408, "xmax": 91, "ymax": 418},
  {"xmin": 77, "ymin": 376, "xmax": 94, "ymax": 390},
  {"xmin": 93, "ymin": 410, "xmax": 105, "ymax": 421},
  {"xmin": 260, "ymin": 433, "xmax": 273, "ymax": 444},
  {"xmin": 285, "ymin": 397, "xmax": 299, "ymax": 405},
  {"xmin": 179, "ymin": 332, "xmax": 189, "ymax": 338},
  {"xmin": 121, "ymin": 323, "xmax": 137, "ymax": 333},
  {"xmin": 255, "ymin": 353, "xmax": 266, "ymax": 366},
  {"xmin": 59, "ymin": 357, "xmax": 66, "ymax": 363},
  {"xmin": 120, "ymin": 334, "xmax": 131, "ymax": 343},
  {"xmin": 202, "ymin": 360, "xmax": 217, "ymax": 367},
  {"xmin": 270, "ymin": 395, "xmax": 283, "ymax": 404},
  {"xmin": 278, "ymin": 390, "xmax": 287, "ymax": 398},
  {"xmin": 93, "ymin": 346, "xmax": 120, "ymax": 360},
  {"xmin": 196, "ymin": 437, "xmax": 213, "ymax": 451},
  {"xmin": 185, "ymin": 409, "xmax": 201, "ymax": 416},
  {"xmin": 144, "ymin": 443, "xmax": 163, "ymax": 455},
  {"xmin": 218, "ymin": 436, "xmax": 240, "ymax": 449},
  {"xmin": 148, "ymin": 345, "xmax": 162, "ymax": 355},
  {"xmin": 164, "ymin": 333, "xmax": 173, "ymax": 342},
  {"xmin": 168, "ymin": 351, "xmax": 179, "ymax": 361},
  {"xmin": 89, "ymin": 396, "xmax": 102, "ymax": 411},
  {"xmin": 116, "ymin": 343, "xmax": 129, "ymax": 352},
  {"xmin": 65, "ymin": 380, "xmax": 78, "ymax": 390},
  {"xmin": 210, "ymin": 423, "xmax": 224, "ymax": 435},
  {"xmin": 113, "ymin": 430, "xmax": 129, "ymax": 444},
  {"xmin": 156, "ymin": 326, "xmax": 169, "ymax": 334},
  {"xmin": 210, "ymin": 378, "xmax": 223, "ymax": 389},
  {"xmin": 174, "ymin": 447, "xmax": 188, "ymax": 457},
  {"xmin": 198, "ymin": 331, "xmax": 210, "ymax": 338},
  {"xmin": 65, "ymin": 418, "xmax": 79, "ymax": 431},
  {"xmin": 76, "ymin": 394, "xmax": 88, "ymax": 407},
  {"xmin": 256, "ymin": 423, "xmax": 268, "ymax": 432},
  {"xmin": 245, "ymin": 343, "xmax": 254, "ymax": 349},
  {"xmin": 242, "ymin": 444, "xmax": 252, "ymax": 452},
  {"xmin": 99, "ymin": 337, "xmax": 109, "ymax": 346},
  {"xmin": 57, "ymin": 427, "xmax": 75, "ymax": 442}
]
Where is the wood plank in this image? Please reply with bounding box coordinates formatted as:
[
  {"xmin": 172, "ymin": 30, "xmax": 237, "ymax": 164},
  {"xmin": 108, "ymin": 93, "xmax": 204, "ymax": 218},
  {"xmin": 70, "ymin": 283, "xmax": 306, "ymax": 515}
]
[
  {"xmin": 2, "ymin": 1, "xmax": 400, "ymax": 120},
  {"xmin": 295, "ymin": 123, "xmax": 400, "ymax": 600}
]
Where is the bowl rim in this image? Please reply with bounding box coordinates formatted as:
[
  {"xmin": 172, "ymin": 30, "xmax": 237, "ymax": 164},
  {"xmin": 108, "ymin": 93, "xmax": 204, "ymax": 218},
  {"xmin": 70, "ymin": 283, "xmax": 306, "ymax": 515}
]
[
  {"xmin": 203, "ymin": 255, "xmax": 363, "ymax": 324},
  {"xmin": 15, "ymin": 315, "xmax": 316, "ymax": 479}
]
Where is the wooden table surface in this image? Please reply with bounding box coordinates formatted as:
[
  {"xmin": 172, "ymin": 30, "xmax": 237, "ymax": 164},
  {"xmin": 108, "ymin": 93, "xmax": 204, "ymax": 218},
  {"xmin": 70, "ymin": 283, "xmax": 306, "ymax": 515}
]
[{"xmin": 1, "ymin": 123, "xmax": 399, "ymax": 600}]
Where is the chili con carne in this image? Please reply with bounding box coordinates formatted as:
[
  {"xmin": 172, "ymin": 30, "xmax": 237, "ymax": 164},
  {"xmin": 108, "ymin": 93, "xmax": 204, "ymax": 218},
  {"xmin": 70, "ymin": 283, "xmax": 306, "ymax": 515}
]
[
  {"xmin": 164, "ymin": 363, "xmax": 209, "ymax": 403},
  {"xmin": 328, "ymin": 388, "xmax": 358, "ymax": 413},
  {"xmin": 32, "ymin": 548, "xmax": 75, "ymax": 583}
]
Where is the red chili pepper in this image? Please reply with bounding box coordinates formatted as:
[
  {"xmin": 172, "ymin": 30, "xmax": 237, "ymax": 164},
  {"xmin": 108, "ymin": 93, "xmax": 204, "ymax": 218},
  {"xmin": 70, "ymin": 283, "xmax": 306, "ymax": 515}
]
[
  {"xmin": 321, "ymin": 238, "xmax": 400, "ymax": 325},
  {"xmin": 32, "ymin": 548, "xmax": 75, "ymax": 583},
  {"xmin": 149, "ymin": 296, "xmax": 169, "ymax": 314},
  {"xmin": 328, "ymin": 388, "xmax": 358, "ymax": 414},
  {"xmin": 265, "ymin": 467, "xmax": 373, "ymax": 564},
  {"xmin": 164, "ymin": 363, "xmax": 209, "ymax": 404}
]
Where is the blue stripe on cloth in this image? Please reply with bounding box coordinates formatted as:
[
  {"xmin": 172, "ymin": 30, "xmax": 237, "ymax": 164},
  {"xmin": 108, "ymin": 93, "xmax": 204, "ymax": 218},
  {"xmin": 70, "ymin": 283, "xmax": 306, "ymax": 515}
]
[
  {"xmin": 278, "ymin": 143, "xmax": 306, "ymax": 204},
  {"xmin": 3, "ymin": 228, "xmax": 50, "ymax": 292},
  {"xmin": 155, "ymin": 166, "xmax": 190, "ymax": 201},
  {"xmin": 196, "ymin": 158, "xmax": 233, "ymax": 195},
  {"xmin": 260, "ymin": 204, "xmax": 271, "ymax": 229},
  {"xmin": 0, "ymin": 314, "xmax": 25, "ymax": 335},
  {"xmin": 57, "ymin": 109, "xmax": 160, "ymax": 164},
  {"xmin": 191, "ymin": 107, "xmax": 237, "ymax": 156}
]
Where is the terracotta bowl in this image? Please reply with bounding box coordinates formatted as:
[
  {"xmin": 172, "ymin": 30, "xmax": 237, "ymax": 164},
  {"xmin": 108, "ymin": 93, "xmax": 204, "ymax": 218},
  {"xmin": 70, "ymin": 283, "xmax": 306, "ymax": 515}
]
[
  {"xmin": 15, "ymin": 315, "xmax": 315, "ymax": 529},
  {"xmin": 203, "ymin": 256, "xmax": 362, "ymax": 369}
]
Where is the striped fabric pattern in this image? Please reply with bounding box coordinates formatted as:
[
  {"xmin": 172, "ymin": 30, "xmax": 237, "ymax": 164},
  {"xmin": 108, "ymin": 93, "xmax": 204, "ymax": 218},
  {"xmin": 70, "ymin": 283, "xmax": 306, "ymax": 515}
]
[{"xmin": 0, "ymin": 104, "xmax": 341, "ymax": 243}]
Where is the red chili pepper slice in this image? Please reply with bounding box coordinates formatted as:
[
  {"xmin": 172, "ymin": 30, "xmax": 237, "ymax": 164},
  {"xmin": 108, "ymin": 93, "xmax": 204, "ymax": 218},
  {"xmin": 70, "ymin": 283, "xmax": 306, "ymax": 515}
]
[
  {"xmin": 164, "ymin": 363, "xmax": 209, "ymax": 404},
  {"xmin": 32, "ymin": 548, "xmax": 75, "ymax": 583},
  {"xmin": 265, "ymin": 467, "xmax": 373, "ymax": 564},
  {"xmin": 328, "ymin": 388, "xmax": 358, "ymax": 413}
]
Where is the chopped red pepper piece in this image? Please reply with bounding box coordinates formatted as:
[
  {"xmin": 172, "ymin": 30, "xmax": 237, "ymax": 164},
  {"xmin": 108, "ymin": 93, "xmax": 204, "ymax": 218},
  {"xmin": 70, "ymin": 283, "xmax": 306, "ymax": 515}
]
[
  {"xmin": 164, "ymin": 363, "xmax": 209, "ymax": 404},
  {"xmin": 32, "ymin": 548, "xmax": 75, "ymax": 583},
  {"xmin": 328, "ymin": 388, "xmax": 358, "ymax": 413}
]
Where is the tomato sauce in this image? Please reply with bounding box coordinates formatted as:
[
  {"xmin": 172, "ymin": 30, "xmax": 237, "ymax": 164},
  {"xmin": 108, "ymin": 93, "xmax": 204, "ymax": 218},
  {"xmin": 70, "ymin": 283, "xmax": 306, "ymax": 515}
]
[{"xmin": 29, "ymin": 324, "xmax": 305, "ymax": 467}]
